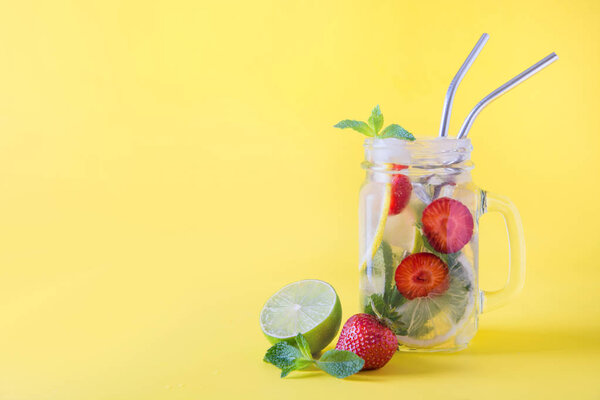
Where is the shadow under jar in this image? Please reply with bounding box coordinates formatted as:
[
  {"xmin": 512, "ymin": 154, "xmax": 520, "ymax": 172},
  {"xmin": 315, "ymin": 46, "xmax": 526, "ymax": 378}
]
[{"xmin": 358, "ymin": 137, "xmax": 525, "ymax": 352}]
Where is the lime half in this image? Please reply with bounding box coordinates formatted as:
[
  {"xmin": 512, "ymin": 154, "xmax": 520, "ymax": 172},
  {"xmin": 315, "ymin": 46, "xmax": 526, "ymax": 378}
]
[{"xmin": 260, "ymin": 280, "xmax": 342, "ymax": 354}]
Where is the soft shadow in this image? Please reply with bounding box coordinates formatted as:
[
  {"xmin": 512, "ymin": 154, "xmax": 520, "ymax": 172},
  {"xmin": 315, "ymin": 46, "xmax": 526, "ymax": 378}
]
[
  {"xmin": 286, "ymin": 371, "xmax": 323, "ymax": 380},
  {"xmin": 289, "ymin": 327, "xmax": 600, "ymax": 380},
  {"xmin": 466, "ymin": 327, "xmax": 600, "ymax": 355},
  {"xmin": 361, "ymin": 353, "xmax": 466, "ymax": 379}
]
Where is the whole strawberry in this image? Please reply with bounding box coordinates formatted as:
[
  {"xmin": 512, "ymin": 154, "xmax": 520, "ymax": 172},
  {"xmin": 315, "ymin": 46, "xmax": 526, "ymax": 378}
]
[{"xmin": 335, "ymin": 313, "xmax": 398, "ymax": 370}]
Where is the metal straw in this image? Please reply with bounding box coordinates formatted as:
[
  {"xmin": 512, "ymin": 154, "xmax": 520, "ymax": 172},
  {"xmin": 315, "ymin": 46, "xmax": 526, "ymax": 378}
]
[
  {"xmin": 457, "ymin": 52, "xmax": 559, "ymax": 139},
  {"xmin": 438, "ymin": 33, "xmax": 490, "ymax": 137}
]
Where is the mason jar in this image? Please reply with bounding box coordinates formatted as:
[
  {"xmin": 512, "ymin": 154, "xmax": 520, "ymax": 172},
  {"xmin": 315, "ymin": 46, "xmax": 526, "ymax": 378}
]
[{"xmin": 358, "ymin": 137, "xmax": 525, "ymax": 352}]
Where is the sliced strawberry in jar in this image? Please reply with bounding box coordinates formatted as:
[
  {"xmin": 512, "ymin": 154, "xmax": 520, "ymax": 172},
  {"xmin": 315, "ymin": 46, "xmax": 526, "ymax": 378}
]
[
  {"xmin": 422, "ymin": 197, "xmax": 474, "ymax": 254},
  {"xmin": 395, "ymin": 253, "xmax": 449, "ymax": 299},
  {"xmin": 389, "ymin": 164, "xmax": 412, "ymax": 216}
]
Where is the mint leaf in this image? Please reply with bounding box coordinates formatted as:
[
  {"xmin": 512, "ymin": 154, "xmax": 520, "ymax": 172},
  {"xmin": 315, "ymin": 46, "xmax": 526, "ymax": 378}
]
[
  {"xmin": 368, "ymin": 241, "xmax": 407, "ymax": 312},
  {"xmin": 316, "ymin": 350, "xmax": 364, "ymax": 378},
  {"xmin": 379, "ymin": 124, "xmax": 416, "ymax": 141},
  {"xmin": 367, "ymin": 105, "xmax": 384, "ymax": 134},
  {"xmin": 263, "ymin": 342, "xmax": 303, "ymax": 370},
  {"xmin": 364, "ymin": 293, "xmax": 386, "ymax": 318},
  {"xmin": 422, "ymin": 235, "xmax": 459, "ymax": 268},
  {"xmin": 334, "ymin": 120, "xmax": 374, "ymax": 136},
  {"xmin": 294, "ymin": 333, "xmax": 312, "ymax": 359},
  {"xmin": 280, "ymin": 365, "xmax": 295, "ymax": 378},
  {"xmin": 335, "ymin": 106, "xmax": 416, "ymax": 139},
  {"xmin": 281, "ymin": 358, "xmax": 313, "ymax": 377},
  {"xmin": 264, "ymin": 341, "xmax": 315, "ymax": 378},
  {"xmin": 378, "ymin": 241, "xmax": 395, "ymax": 294},
  {"xmin": 264, "ymin": 336, "xmax": 364, "ymax": 379},
  {"xmin": 385, "ymin": 288, "xmax": 407, "ymax": 310}
]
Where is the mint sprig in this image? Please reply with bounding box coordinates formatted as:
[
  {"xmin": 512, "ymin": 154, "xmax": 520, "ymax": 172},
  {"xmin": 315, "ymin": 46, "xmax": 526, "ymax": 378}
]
[
  {"xmin": 334, "ymin": 105, "xmax": 416, "ymax": 140},
  {"xmin": 263, "ymin": 334, "xmax": 364, "ymax": 379}
]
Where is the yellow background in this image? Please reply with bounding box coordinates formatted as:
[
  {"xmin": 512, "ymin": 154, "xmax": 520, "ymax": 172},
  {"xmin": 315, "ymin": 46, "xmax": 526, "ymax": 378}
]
[{"xmin": 0, "ymin": 0, "xmax": 598, "ymax": 399}]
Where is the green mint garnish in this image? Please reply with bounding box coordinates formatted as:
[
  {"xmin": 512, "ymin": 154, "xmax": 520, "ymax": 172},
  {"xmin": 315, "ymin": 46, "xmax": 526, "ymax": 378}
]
[
  {"xmin": 422, "ymin": 235, "xmax": 460, "ymax": 268},
  {"xmin": 294, "ymin": 333, "xmax": 312, "ymax": 359},
  {"xmin": 363, "ymin": 235, "xmax": 472, "ymax": 337},
  {"xmin": 334, "ymin": 105, "xmax": 415, "ymax": 140},
  {"xmin": 334, "ymin": 120, "xmax": 374, "ymax": 136},
  {"xmin": 263, "ymin": 334, "xmax": 364, "ymax": 379},
  {"xmin": 367, "ymin": 105, "xmax": 384, "ymax": 133},
  {"xmin": 263, "ymin": 341, "xmax": 304, "ymax": 371},
  {"xmin": 315, "ymin": 349, "xmax": 365, "ymax": 379},
  {"xmin": 379, "ymin": 124, "xmax": 414, "ymax": 140}
]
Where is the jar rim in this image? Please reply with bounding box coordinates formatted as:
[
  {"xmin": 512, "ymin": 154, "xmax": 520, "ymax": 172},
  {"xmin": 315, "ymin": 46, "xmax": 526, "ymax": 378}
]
[
  {"xmin": 364, "ymin": 137, "xmax": 472, "ymax": 151},
  {"xmin": 362, "ymin": 137, "xmax": 473, "ymax": 174}
]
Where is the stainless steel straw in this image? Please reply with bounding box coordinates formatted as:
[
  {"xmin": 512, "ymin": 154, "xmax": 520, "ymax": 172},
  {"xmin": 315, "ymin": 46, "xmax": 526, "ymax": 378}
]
[
  {"xmin": 456, "ymin": 52, "xmax": 559, "ymax": 139},
  {"xmin": 438, "ymin": 33, "xmax": 490, "ymax": 137}
]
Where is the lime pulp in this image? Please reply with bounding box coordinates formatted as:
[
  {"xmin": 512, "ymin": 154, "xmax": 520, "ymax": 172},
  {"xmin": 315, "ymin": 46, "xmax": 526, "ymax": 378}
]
[{"xmin": 259, "ymin": 280, "xmax": 342, "ymax": 354}]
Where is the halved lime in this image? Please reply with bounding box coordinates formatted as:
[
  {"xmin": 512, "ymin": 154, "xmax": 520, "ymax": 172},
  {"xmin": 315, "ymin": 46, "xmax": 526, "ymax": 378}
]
[{"xmin": 260, "ymin": 280, "xmax": 342, "ymax": 354}]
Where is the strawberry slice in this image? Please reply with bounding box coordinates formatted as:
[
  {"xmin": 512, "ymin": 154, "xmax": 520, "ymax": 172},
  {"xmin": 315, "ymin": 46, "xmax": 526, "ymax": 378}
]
[
  {"xmin": 389, "ymin": 164, "xmax": 411, "ymax": 216},
  {"xmin": 395, "ymin": 253, "xmax": 449, "ymax": 299},
  {"xmin": 422, "ymin": 197, "xmax": 474, "ymax": 254}
]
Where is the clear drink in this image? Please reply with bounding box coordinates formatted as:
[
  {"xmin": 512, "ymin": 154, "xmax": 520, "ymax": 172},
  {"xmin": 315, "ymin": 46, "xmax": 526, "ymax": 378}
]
[{"xmin": 358, "ymin": 137, "xmax": 523, "ymax": 352}]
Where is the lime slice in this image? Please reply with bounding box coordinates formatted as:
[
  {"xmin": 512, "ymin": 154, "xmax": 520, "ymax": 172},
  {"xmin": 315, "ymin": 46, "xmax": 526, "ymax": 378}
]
[
  {"xmin": 394, "ymin": 255, "xmax": 475, "ymax": 348},
  {"xmin": 260, "ymin": 280, "xmax": 342, "ymax": 354},
  {"xmin": 359, "ymin": 183, "xmax": 392, "ymax": 272},
  {"xmin": 383, "ymin": 204, "xmax": 425, "ymax": 255}
]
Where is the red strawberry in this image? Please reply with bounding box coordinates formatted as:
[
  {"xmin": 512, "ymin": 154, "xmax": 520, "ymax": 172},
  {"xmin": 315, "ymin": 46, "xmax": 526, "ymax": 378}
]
[
  {"xmin": 389, "ymin": 164, "xmax": 412, "ymax": 216},
  {"xmin": 395, "ymin": 253, "xmax": 449, "ymax": 299},
  {"xmin": 335, "ymin": 313, "xmax": 398, "ymax": 370},
  {"xmin": 422, "ymin": 197, "xmax": 474, "ymax": 253}
]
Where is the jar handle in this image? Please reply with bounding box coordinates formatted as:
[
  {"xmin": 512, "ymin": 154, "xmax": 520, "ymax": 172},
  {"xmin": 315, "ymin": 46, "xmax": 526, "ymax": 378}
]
[{"xmin": 480, "ymin": 191, "xmax": 526, "ymax": 312}]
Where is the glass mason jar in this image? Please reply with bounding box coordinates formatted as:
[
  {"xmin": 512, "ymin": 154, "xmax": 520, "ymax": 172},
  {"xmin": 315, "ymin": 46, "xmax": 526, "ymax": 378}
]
[{"xmin": 359, "ymin": 138, "xmax": 525, "ymax": 352}]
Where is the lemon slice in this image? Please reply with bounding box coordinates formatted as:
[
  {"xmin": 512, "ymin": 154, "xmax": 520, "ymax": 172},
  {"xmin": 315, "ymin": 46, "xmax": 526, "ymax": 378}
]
[
  {"xmin": 394, "ymin": 255, "xmax": 475, "ymax": 349},
  {"xmin": 359, "ymin": 183, "xmax": 392, "ymax": 272}
]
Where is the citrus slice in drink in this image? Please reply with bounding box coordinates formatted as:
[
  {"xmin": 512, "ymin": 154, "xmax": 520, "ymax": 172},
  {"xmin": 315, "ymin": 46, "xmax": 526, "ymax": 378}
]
[
  {"xmin": 359, "ymin": 183, "xmax": 392, "ymax": 272},
  {"xmin": 384, "ymin": 208, "xmax": 424, "ymax": 254},
  {"xmin": 260, "ymin": 280, "xmax": 342, "ymax": 354},
  {"xmin": 394, "ymin": 255, "xmax": 475, "ymax": 348}
]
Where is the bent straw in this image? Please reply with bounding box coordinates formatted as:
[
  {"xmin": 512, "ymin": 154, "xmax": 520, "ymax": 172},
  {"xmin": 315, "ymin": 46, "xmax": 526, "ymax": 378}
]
[
  {"xmin": 456, "ymin": 52, "xmax": 559, "ymax": 139},
  {"xmin": 438, "ymin": 33, "xmax": 490, "ymax": 137}
]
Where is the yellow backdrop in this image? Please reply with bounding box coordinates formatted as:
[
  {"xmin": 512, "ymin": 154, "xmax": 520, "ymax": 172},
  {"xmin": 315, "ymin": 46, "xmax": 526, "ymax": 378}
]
[{"xmin": 0, "ymin": 0, "xmax": 598, "ymax": 399}]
